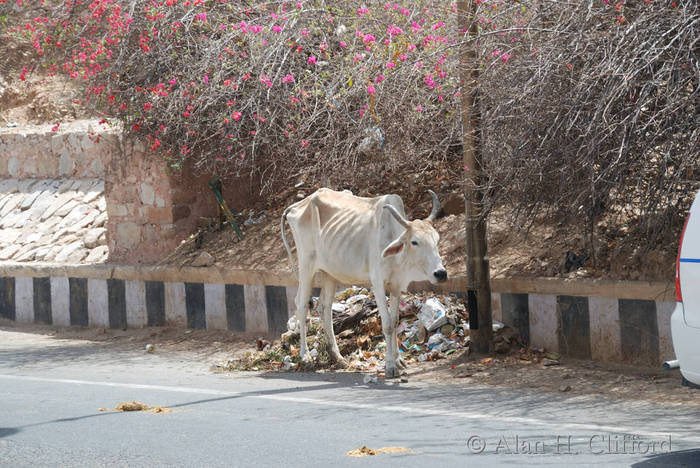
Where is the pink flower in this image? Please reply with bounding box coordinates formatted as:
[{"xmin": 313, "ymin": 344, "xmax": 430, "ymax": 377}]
[
  {"xmin": 375, "ymin": 74, "xmax": 385, "ymax": 83},
  {"xmin": 399, "ymin": 54, "xmax": 407, "ymax": 62},
  {"xmin": 357, "ymin": 7, "xmax": 369, "ymax": 15},
  {"xmin": 492, "ymin": 49, "xmax": 501, "ymax": 57},
  {"xmin": 260, "ymin": 74, "xmax": 272, "ymax": 87},
  {"xmin": 282, "ymin": 74, "xmax": 295, "ymax": 84},
  {"xmin": 143, "ymin": 102, "xmax": 152, "ymax": 111},
  {"xmin": 301, "ymin": 29, "xmax": 309, "ymax": 36},
  {"xmin": 232, "ymin": 112, "xmax": 242, "ymax": 121},
  {"xmin": 501, "ymin": 52, "xmax": 512, "ymax": 63},
  {"xmin": 415, "ymin": 105, "xmax": 423, "ymax": 112},
  {"xmin": 387, "ymin": 25, "xmax": 403, "ymax": 36},
  {"xmin": 362, "ymin": 34, "xmax": 375, "ymax": 44},
  {"xmin": 272, "ymin": 25, "xmax": 282, "ymax": 33},
  {"xmin": 367, "ymin": 84, "xmax": 375, "ymax": 95},
  {"xmin": 51, "ymin": 123, "xmax": 60, "ymax": 132},
  {"xmin": 169, "ymin": 78, "xmax": 176, "ymax": 86},
  {"xmin": 307, "ymin": 55, "xmax": 317, "ymax": 65},
  {"xmin": 300, "ymin": 140, "xmax": 309, "ymax": 147},
  {"xmin": 386, "ymin": 62, "xmax": 395, "ymax": 69},
  {"xmin": 203, "ymin": 74, "xmax": 209, "ymax": 84},
  {"xmin": 196, "ymin": 12, "xmax": 207, "ymax": 22},
  {"xmin": 339, "ymin": 41, "xmax": 347, "ymax": 47}
]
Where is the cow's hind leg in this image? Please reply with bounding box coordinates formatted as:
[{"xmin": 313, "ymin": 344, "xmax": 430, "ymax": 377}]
[
  {"xmin": 295, "ymin": 265, "xmax": 314, "ymax": 364},
  {"xmin": 319, "ymin": 275, "xmax": 347, "ymax": 367}
]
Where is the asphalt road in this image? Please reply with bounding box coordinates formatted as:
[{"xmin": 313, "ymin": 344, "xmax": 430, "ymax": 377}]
[{"xmin": 1, "ymin": 329, "xmax": 700, "ymax": 467}]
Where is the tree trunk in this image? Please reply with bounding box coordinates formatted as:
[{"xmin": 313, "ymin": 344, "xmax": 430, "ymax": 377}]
[{"xmin": 458, "ymin": 0, "xmax": 493, "ymax": 354}]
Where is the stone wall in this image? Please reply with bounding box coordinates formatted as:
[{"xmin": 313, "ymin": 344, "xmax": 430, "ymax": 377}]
[{"xmin": 0, "ymin": 121, "xmax": 215, "ymax": 264}]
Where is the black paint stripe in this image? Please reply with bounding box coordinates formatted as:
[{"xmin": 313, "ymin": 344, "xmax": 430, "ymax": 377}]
[
  {"xmin": 146, "ymin": 281, "xmax": 165, "ymax": 327},
  {"xmin": 265, "ymin": 286, "xmax": 288, "ymax": 336},
  {"xmin": 69, "ymin": 277, "xmax": 88, "ymax": 327},
  {"xmin": 0, "ymin": 277, "xmax": 15, "ymax": 321},
  {"xmin": 501, "ymin": 293, "xmax": 529, "ymax": 344},
  {"xmin": 108, "ymin": 278, "xmax": 127, "ymax": 329},
  {"xmin": 619, "ymin": 299, "xmax": 659, "ymax": 366},
  {"xmin": 185, "ymin": 282, "xmax": 206, "ymax": 329},
  {"xmin": 557, "ymin": 295, "xmax": 591, "ymax": 359},
  {"xmin": 225, "ymin": 284, "xmax": 246, "ymax": 332},
  {"xmin": 33, "ymin": 277, "xmax": 52, "ymax": 325}
]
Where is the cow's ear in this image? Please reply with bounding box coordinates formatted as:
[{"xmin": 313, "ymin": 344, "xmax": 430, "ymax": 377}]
[{"xmin": 382, "ymin": 238, "xmax": 404, "ymax": 258}]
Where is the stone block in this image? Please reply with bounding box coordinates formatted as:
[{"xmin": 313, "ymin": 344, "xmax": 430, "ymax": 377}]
[{"xmin": 116, "ymin": 222, "xmax": 142, "ymax": 248}]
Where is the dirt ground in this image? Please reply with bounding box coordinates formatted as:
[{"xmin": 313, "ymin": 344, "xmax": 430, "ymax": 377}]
[
  {"xmin": 2, "ymin": 319, "xmax": 696, "ymax": 406},
  {"xmin": 160, "ymin": 199, "xmax": 675, "ymax": 283}
]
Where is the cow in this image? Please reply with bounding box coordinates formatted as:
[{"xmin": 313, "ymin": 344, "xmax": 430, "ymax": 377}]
[{"xmin": 280, "ymin": 188, "xmax": 447, "ymax": 378}]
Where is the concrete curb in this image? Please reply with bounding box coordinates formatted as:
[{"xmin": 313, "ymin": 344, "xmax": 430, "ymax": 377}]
[{"xmin": 0, "ymin": 262, "xmax": 676, "ymax": 366}]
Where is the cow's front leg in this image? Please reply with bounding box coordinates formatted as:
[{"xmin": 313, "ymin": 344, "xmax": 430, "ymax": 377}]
[
  {"xmin": 389, "ymin": 290, "xmax": 406, "ymax": 370},
  {"xmin": 372, "ymin": 280, "xmax": 400, "ymax": 378}
]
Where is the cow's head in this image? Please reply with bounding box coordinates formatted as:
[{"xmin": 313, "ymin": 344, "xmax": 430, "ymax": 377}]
[{"xmin": 382, "ymin": 191, "xmax": 448, "ymax": 284}]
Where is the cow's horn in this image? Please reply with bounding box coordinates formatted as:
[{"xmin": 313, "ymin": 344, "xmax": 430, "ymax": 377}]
[
  {"xmin": 427, "ymin": 190, "xmax": 440, "ymax": 222},
  {"xmin": 383, "ymin": 205, "xmax": 409, "ymax": 228}
]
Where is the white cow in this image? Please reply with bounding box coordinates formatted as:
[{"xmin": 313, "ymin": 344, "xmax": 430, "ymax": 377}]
[{"xmin": 281, "ymin": 188, "xmax": 447, "ymax": 378}]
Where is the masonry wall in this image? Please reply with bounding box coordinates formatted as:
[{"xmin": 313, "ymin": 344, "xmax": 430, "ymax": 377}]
[
  {"xmin": 0, "ymin": 263, "xmax": 677, "ymax": 368},
  {"xmin": 0, "ymin": 121, "xmax": 214, "ymax": 263}
]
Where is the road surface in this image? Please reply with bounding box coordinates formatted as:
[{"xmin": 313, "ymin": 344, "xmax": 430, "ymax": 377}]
[{"xmin": 1, "ymin": 327, "xmax": 699, "ymax": 467}]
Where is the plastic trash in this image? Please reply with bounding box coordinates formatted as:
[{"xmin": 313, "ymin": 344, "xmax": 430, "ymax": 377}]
[
  {"xmin": 283, "ymin": 355, "xmax": 294, "ymax": 370},
  {"xmin": 418, "ymin": 298, "xmax": 448, "ymax": 332},
  {"xmin": 287, "ymin": 316, "xmax": 298, "ymax": 332},
  {"xmin": 332, "ymin": 302, "xmax": 347, "ymax": 314},
  {"xmin": 492, "ymin": 320, "xmax": 504, "ymax": 331},
  {"xmin": 363, "ymin": 374, "xmax": 378, "ymax": 384},
  {"xmin": 418, "ymin": 353, "xmax": 428, "ymax": 362},
  {"xmin": 145, "ymin": 344, "xmax": 155, "ymax": 353}
]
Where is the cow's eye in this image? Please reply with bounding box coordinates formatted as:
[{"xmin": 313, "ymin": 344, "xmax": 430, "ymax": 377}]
[{"xmin": 411, "ymin": 240, "xmax": 418, "ymax": 246}]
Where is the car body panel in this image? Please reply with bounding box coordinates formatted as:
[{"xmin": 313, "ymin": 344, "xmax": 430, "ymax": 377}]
[{"xmin": 671, "ymin": 188, "xmax": 700, "ymax": 385}]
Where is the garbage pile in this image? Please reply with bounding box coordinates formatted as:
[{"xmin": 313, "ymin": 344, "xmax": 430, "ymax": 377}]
[{"xmin": 217, "ymin": 287, "xmax": 499, "ymax": 373}]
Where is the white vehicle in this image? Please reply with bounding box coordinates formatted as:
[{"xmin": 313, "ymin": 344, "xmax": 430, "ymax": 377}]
[{"xmin": 668, "ymin": 188, "xmax": 700, "ymax": 387}]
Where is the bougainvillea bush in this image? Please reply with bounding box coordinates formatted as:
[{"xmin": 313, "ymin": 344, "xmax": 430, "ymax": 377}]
[{"xmin": 1, "ymin": 0, "xmax": 697, "ymax": 255}]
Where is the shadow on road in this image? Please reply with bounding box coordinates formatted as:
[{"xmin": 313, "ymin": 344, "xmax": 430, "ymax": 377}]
[{"xmin": 632, "ymin": 448, "xmax": 700, "ymax": 467}]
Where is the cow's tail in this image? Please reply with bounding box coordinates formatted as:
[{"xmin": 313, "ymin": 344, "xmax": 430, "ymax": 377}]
[{"xmin": 281, "ymin": 206, "xmax": 296, "ymax": 270}]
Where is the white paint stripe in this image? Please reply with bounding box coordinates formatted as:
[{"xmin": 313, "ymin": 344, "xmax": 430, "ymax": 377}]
[
  {"xmin": 50, "ymin": 277, "xmax": 70, "ymax": 326},
  {"xmin": 87, "ymin": 278, "xmax": 108, "ymax": 327},
  {"xmin": 0, "ymin": 373, "xmax": 693, "ymax": 441},
  {"xmin": 164, "ymin": 282, "xmax": 186, "ymax": 326},
  {"xmin": 204, "ymin": 283, "xmax": 226, "ymax": 330},
  {"xmin": 125, "ymin": 280, "xmax": 147, "ymax": 328},
  {"xmin": 14, "ymin": 277, "xmax": 33, "ymax": 323},
  {"xmin": 529, "ymin": 294, "xmax": 558, "ymax": 352},
  {"xmin": 589, "ymin": 297, "xmax": 621, "ymax": 361}
]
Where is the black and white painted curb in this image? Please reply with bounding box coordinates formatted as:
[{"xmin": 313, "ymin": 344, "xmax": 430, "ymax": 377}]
[
  {"xmin": 495, "ymin": 293, "xmax": 675, "ymax": 366},
  {"xmin": 0, "ymin": 275, "xmax": 675, "ymax": 366}
]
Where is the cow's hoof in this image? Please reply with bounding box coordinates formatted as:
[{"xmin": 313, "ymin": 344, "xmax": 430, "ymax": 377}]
[
  {"xmin": 300, "ymin": 352, "xmax": 314, "ymax": 365},
  {"xmin": 396, "ymin": 357, "xmax": 407, "ymax": 369},
  {"xmin": 333, "ymin": 357, "xmax": 349, "ymax": 368},
  {"xmin": 384, "ymin": 366, "xmax": 401, "ymax": 379}
]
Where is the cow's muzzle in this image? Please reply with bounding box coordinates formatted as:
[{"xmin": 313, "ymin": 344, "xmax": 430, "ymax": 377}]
[{"xmin": 433, "ymin": 269, "xmax": 447, "ymax": 283}]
